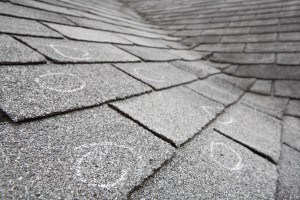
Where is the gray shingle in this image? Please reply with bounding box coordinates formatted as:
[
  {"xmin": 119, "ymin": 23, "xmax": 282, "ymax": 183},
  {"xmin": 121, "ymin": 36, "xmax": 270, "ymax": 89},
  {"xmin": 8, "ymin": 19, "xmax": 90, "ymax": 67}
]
[
  {"xmin": 214, "ymin": 103, "xmax": 282, "ymax": 163},
  {"xmin": 186, "ymin": 76, "xmax": 244, "ymax": 106},
  {"xmin": 246, "ymin": 42, "xmax": 300, "ymax": 53},
  {"xmin": 116, "ymin": 34, "xmax": 168, "ymax": 48},
  {"xmin": 171, "ymin": 60, "xmax": 221, "ymax": 78},
  {"xmin": 221, "ymin": 33, "xmax": 277, "ymax": 43},
  {"xmin": 132, "ymin": 129, "xmax": 277, "ymax": 199},
  {"xmin": 250, "ymin": 24, "xmax": 300, "ymax": 34},
  {"xmin": 211, "ymin": 53, "xmax": 275, "ymax": 64},
  {"xmin": 240, "ymin": 92, "xmax": 288, "ymax": 118},
  {"xmin": 0, "ymin": 64, "xmax": 151, "ymax": 122},
  {"xmin": 285, "ymin": 100, "xmax": 300, "ymax": 117},
  {"xmin": 117, "ymin": 45, "xmax": 179, "ymax": 61},
  {"xmin": 283, "ymin": 116, "xmax": 300, "ymax": 151},
  {"xmin": 44, "ymin": 23, "xmax": 132, "ymax": 44},
  {"xmin": 10, "ymin": 0, "xmax": 81, "ymax": 16},
  {"xmin": 279, "ymin": 32, "xmax": 300, "ymax": 42},
  {"xmin": 0, "ymin": 2, "xmax": 74, "ymax": 25},
  {"xmin": 277, "ymin": 53, "xmax": 300, "ymax": 65},
  {"xmin": 18, "ymin": 37, "xmax": 140, "ymax": 63},
  {"xmin": 202, "ymin": 27, "xmax": 250, "ymax": 35},
  {"xmin": 250, "ymin": 80, "xmax": 272, "ymax": 95},
  {"xmin": 277, "ymin": 145, "xmax": 300, "ymax": 200},
  {"xmin": 274, "ymin": 80, "xmax": 300, "ymax": 98},
  {"xmin": 0, "ymin": 35, "xmax": 45, "ymax": 64},
  {"xmin": 229, "ymin": 19, "xmax": 279, "ymax": 27},
  {"xmin": 235, "ymin": 64, "xmax": 300, "ymax": 80},
  {"xmin": 0, "ymin": 16, "xmax": 62, "ymax": 38},
  {"xmin": 212, "ymin": 73, "xmax": 255, "ymax": 90},
  {"xmin": 0, "ymin": 105, "xmax": 174, "ymax": 199},
  {"xmin": 115, "ymin": 62, "xmax": 197, "ymax": 89},
  {"xmin": 111, "ymin": 86, "xmax": 223, "ymax": 147},
  {"xmin": 195, "ymin": 43, "xmax": 245, "ymax": 52}
]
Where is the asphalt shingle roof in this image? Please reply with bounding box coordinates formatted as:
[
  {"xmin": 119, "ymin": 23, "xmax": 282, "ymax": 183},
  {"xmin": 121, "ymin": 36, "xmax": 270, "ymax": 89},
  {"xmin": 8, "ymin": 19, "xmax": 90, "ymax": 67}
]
[{"xmin": 0, "ymin": 0, "xmax": 300, "ymax": 199}]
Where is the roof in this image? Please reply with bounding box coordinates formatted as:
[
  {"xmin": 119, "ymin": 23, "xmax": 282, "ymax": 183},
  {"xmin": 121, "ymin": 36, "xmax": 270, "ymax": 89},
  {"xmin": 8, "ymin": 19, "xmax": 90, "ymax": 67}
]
[{"xmin": 0, "ymin": 0, "xmax": 299, "ymax": 199}]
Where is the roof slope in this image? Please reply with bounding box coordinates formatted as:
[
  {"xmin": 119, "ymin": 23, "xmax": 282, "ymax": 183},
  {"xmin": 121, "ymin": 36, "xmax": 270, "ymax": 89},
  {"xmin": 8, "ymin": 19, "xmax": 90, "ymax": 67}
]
[{"xmin": 0, "ymin": 0, "xmax": 299, "ymax": 199}]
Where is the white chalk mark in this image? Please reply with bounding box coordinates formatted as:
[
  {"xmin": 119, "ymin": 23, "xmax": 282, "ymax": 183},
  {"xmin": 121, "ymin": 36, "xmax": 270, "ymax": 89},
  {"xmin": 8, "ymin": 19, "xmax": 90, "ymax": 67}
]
[
  {"xmin": 202, "ymin": 105, "xmax": 233, "ymax": 124},
  {"xmin": 49, "ymin": 45, "xmax": 91, "ymax": 60},
  {"xmin": 210, "ymin": 142, "xmax": 243, "ymax": 171},
  {"xmin": 74, "ymin": 142, "xmax": 144, "ymax": 189},
  {"xmin": 133, "ymin": 68, "xmax": 165, "ymax": 83},
  {"xmin": 35, "ymin": 72, "xmax": 86, "ymax": 93}
]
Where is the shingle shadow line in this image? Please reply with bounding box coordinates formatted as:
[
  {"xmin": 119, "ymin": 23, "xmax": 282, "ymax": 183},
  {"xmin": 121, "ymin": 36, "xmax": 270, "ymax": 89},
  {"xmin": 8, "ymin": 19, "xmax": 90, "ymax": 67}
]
[
  {"xmin": 127, "ymin": 152, "xmax": 177, "ymax": 199},
  {"xmin": 4, "ymin": 89, "xmax": 152, "ymax": 124},
  {"xmin": 108, "ymin": 103, "xmax": 177, "ymax": 148},
  {"xmin": 214, "ymin": 128, "xmax": 277, "ymax": 165}
]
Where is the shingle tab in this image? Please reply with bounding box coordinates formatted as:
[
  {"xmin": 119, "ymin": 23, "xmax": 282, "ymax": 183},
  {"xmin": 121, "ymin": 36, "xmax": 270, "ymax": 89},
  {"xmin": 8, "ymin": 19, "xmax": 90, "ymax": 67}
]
[
  {"xmin": 117, "ymin": 45, "xmax": 179, "ymax": 61},
  {"xmin": 186, "ymin": 76, "xmax": 244, "ymax": 106},
  {"xmin": 0, "ymin": 35, "xmax": 45, "ymax": 64},
  {"xmin": 115, "ymin": 62, "xmax": 197, "ymax": 89},
  {"xmin": 274, "ymin": 80, "xmax": 300, "ymax": 98},
  {"xmin": 240, "ymin": 92, "xmax": 288, "ymax": 118},
  {"xmin": 211, "ymin": 53, "xmax": 275, "ymax": 64},
  {"xmin": 171, "ymin": 60, "xmax": 220, "ymax": 78},
  {"xmin": 18, "ymin": 37, "xmax": 140, "ymax": 63},
  {"xmin": 214, "ymin": 103, "xmax": 282, "ymax": 163},
  {"xmin": 0, "ymin": 105, "xmax": 174, "ymax": 199},
  {"xmin": 0, "ymin": 64, "xmax": 151, "ymax": 122},
  {"xmin": 0, "ymin": 16, "xmax": 62, "ymax": 37},
  {"xmin": 132, "ymin": 129, "xmax": 277, "ymax": 199},
  {"xmin": 44, "ymin": 23, "xmax": 132, "ymax": 44},
  {"xmin": 112, "ymin": 86, "xmax": 224, "ymax": 147},
  {"xmin": 0, "ymin": 2, "xmax": 74, "ymax": 25},
  {"xmin": 283, "ymin": 116, "xmax": 300, "ymax": 151},
  {"xmin": 277, "ymin": 145, "xmax": 300, "ymax": 200}
]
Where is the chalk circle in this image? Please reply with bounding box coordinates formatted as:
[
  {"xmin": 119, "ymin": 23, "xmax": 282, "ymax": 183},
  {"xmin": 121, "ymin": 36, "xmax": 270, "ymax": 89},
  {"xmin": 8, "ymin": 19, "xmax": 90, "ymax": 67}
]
[
  {"xmin": 133, "ymin": 68, "xmax": 166, "ymax": 83},
  {"xmin": 74, "ymin": 142, "xmax": 144, "ymax": 188},
  {"xmin": 202, "ymin": 106, "xmax": 233, "ymax": 124},
  {"xmin": 210, "ymin": 142, "xmax": 243, "ymax": 171},
  {"xmin": 49, "ymin": 44, "xmax": 91, "ymax": 60},
  {"xmin": 35, "ymin": 72, "xmax": 86, "ymax": 93}
]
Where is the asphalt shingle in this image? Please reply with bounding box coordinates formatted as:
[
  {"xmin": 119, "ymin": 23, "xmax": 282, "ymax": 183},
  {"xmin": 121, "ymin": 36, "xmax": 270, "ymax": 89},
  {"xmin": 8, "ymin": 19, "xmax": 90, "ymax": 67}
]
[
  {"xmin": 43, "ymin": 23, "xmax": 132, "ymax": 44},
  {"xmin": 171, "ymin": 60, "xmax": 220, "ymax": 78},
  {"xmin": 283, "ymin": 116, "xmax": 300, "ymax": 151},
  {"xmin": 0, "ymin": 64, "xmax": 151, "ymax": 122},
  {"xmin": 274, "ymin": 80, "xmax": 300, "ymax": 99},
  {"xmin": 0, "ymin": 35, "xmax": 45, "ymax": 64},
  {"xmin": 114, "ymin": 62, "xmax": 197, "ymax": 89},
  {"xmin": 240, "ymin": 92, "xmax": 288, "ymax": 118},
  {"xmin": 132, "ymin": 129, "xmax": 277, "ymax": 199},
  {"xmin": 112, "ymin": 86, "xmax": 224, "ymax": 147},
  {"xmin": 18, "ymin": 37, "xmax": 140, "ymax": 63},
  {"xmin": 0, "ymin": 105, "xmax": 175, "ymax": 199},
  {"xmin": 117, "ymin": 45, "xmax": 179, "ymax": 61},
  {"xmin": 250, "ymin": 80, "xmax": 272, "ymax": 95},
  {"xmin": 277, "ymin": 145, "xmax": 300, "ymax": 200},
  {"xmin": 214, "ymin": 103, "xmax": 282, "ymax": 163},
  {"xmin": 0, "ymin": 16, "xmax": 62, "ymax": 38},
  {"xmin": 0, "ymin": 2, "xmax": 74, "ymax": 25},
  {"xmin": 186, "ymin": 76, "xmax": 244, "ymax": 106},
  {"xmin": 285, "ymin": 100, "xmax": 300, "ymax": 117}
]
